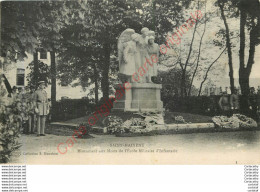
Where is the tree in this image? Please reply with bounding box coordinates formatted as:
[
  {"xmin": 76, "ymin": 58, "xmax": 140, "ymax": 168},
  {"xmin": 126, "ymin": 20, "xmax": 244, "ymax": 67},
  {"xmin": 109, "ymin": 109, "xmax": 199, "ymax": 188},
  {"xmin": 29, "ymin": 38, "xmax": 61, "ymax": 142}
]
[
  {"xmin": 33, "ymin": 51, "xmax": 39, "ymax": 86},
  {"xmin": 0, "ymin": 76, "xmax": 21, "ymax": 163},
  {"xmin": 238, "ymin": 0, "xmax": 260, "ymax": 96},
  {"xmin": 158, "ymin": 68, "xmax": 192, "ymax": 98},
  {"xmin": 86, "ymin": 0, "xmax": 145, "ymax": 100},
  {"xmin": 57, "ymin": 17, "xmax": 103, "ymax": 104},
  {"xmin": 26, "ymin": 60, "xmax": 50, "ymax": 88},
  {"xmin": 1, "ymin": 1, "xmax": 43, "ymax": 63},
  {"xmin": 188, "ymin": 13, "xmax": 206, "ymax": 96},
  {"xmin": 37, "ymin": 1, "xmax": 66, "ymax": 103},
  {"xmin": 198, "ymin": 47, "xmax": 227, "ymax": 96},
  {"xmin": 142, "ymin": 0, "xmax": 192, "ymax": 43},
  {"xmin": 1, "ymin": 1, "xmax": 65, "ymax": 102},
  {"xmin": 217, "ymin": 0, "xmax": 235, "ymax": 94},
  {"xmin": 56, "ymin": 0, "xmax": 145, "ymax": 101},
  {"xmin": 158, "ymin": 1, "xmax": 210, "ymax": 97},
  {"xmin": 213, "ymin": 0, "xmax": 260, "ymax": 96}
]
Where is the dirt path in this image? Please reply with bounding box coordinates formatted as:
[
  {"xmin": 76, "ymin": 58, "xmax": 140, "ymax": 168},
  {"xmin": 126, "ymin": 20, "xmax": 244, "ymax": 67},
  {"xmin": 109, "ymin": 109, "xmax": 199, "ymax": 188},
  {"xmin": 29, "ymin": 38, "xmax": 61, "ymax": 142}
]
[{"xmin": 9, "ymin": 130, "xmax": 260, "ymax": 164}]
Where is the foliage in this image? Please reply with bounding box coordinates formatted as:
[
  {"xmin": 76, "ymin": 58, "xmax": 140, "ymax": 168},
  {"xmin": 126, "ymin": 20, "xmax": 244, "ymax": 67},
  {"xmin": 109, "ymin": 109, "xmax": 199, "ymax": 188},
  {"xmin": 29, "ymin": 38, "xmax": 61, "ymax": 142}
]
[
  {"xmin": 1, "ymin": 1, "xmax": 65, "ymax": 61},
  {"xmin": 1, "ymin": 1, "xmax": 44, "ymax": 62},
  {"xmin": 51, "ymin": 99, "xmax": 95, "ymax": 121},
  {"xmin": 57, "ymin": 0, "xmax": 145, "ymax": 99},
  {"xmin": 56, "ymin": 0, "xmax": 194, "ymax": 99},
  {"xmin": 2, "ymin": 0, "xmax": 259, "ymax": 101},
  {"xmin": 142, "ymin": 0, "xmax": 192, "ymax": 43},
  {"xmin": 158, "ymin": 68, "xmax": 192, "ymax": 98},
  {"xmin": 26, "ymin": 60, "xmax": 50, "ymax": 88},
  {"xmin": 213, "ymin": 0, "xmax": 260, "ymax": 96},
  {"xmin": 0, "ymin": 76, "xmax": 21, "ymax": 163}
]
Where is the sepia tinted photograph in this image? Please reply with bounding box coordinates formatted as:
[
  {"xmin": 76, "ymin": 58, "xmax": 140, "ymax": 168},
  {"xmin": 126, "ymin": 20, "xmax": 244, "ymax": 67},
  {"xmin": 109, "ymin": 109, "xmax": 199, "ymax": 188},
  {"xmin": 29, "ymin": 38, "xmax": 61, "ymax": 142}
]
[{"xmin": 0, "ymin": 0, "xmax": 260, "ymax": 164}]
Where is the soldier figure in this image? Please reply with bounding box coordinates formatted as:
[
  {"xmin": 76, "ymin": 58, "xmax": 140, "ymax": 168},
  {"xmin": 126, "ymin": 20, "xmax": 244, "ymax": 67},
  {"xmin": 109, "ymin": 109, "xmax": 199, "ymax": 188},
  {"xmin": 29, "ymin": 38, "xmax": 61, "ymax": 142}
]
[
  {"xmin": 257, "ymin": 90, "xmax": 260, "ymax": 122},
  {"xmin": 208, "ymin": 92, "xmax": 217, "ymax": 116},
  {"xmin": 28, "ymin": 86, "xmax": 37, "ymax": 134},
  {"xmin": 23, "ymin": 86, "xmax": 31, "ymax": 134},
  {"xmin": 230, "ymin": 88, "xmax": 240, "ymax": 114},
  {"xmin": 34, "ymin": 81, "xmax": 49, "ymax": 136},
  {"xmin": 248, "ymin": 87, "xmax": 257, "ymax": 120},
  {"xmin": 218, "ymin": 91, "xmax": 230, "ymax": 116}
]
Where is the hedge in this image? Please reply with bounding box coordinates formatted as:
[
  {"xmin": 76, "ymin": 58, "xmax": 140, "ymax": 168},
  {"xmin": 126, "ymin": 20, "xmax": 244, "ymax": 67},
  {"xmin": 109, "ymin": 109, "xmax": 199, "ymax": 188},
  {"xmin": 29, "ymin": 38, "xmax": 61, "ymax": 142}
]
[{"xmin": 51, "ymin": 99, "xmax": 96, "ymax": 121}]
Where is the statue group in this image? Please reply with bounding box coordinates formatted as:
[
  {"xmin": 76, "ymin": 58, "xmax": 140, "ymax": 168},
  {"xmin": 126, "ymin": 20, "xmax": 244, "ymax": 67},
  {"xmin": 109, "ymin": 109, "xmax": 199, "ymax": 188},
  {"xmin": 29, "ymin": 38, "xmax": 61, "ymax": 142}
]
[
  {"xmin": 118, "ymin": 27, "xmax": 159, "ymax": 83},
  {"xmin": 113, "ymin": 27, "xmax": 164, "ymax": 112}
]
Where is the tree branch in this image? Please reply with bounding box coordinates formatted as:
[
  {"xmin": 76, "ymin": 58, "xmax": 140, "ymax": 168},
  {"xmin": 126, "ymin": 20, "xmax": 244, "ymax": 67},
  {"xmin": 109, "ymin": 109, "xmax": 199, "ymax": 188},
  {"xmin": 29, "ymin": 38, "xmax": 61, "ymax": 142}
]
[{"xmin": 198, "ymin": 47, "xmax": 227, "ymax": 96}]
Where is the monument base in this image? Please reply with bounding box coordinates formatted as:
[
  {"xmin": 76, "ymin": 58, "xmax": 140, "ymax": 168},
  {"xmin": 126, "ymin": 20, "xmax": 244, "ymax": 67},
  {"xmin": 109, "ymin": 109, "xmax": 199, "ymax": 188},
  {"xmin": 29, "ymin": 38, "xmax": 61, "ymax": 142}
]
[{"xmin": 112, "ymin": 83, "xmax": 164, "ymax": 112}]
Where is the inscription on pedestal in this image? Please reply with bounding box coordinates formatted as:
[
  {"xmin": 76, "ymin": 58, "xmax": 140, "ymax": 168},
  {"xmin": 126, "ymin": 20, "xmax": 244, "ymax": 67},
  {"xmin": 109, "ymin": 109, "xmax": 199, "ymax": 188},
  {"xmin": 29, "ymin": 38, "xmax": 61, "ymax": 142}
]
[{"xmin": 113, "ymin": 83, "xmax": 164, "ymax": 112}]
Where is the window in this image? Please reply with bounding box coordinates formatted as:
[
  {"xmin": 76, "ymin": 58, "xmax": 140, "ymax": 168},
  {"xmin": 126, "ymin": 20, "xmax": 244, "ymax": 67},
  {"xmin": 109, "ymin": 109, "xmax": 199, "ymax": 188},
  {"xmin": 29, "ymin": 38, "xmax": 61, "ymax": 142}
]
[
  {"xmin": 16, "ymin": 68, "xmax": 25, "ymax": 86},
  {"xmin": 40, "ymin": 51, "xmax": 47, "ymax": 59}
]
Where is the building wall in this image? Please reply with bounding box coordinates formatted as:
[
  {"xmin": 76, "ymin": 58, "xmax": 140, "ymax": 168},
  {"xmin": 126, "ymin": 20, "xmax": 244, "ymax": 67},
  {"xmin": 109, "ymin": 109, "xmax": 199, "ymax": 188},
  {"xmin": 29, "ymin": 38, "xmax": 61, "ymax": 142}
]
[{"xmin": 4, "ymin": 52, "xmax": 89, "ymax": 100}]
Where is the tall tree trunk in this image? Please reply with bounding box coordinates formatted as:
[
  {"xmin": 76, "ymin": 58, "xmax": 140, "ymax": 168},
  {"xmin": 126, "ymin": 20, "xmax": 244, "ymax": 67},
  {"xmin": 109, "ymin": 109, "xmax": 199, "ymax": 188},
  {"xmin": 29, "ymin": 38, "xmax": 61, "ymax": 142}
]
[
  {"xmin": 246, "ymin": 23, "xmax": 257, "ymax": 76},
  {"xmin": 238, "ymin": 0, "xmax": 259, "ymax": 112},
  {"xmin": 218, "ymin": 0, "xmax": 235, "ymax": 93},
  {"xmin": 180, "ymin": 1, "xmax": 201, "ymax": 97},
  {"xmin": 198, "ymin": 48, "xmax": 226, "ymax": 96},
  {"xmin": 93, "ymin": 63, "xmax": 99, "ymax": 104},
  {"xmin": 101, "ymin": 42, "xmax": 110, "ymax": 100},
  {"xmin": 33, "ymin": 51, "xmax": 39, "ymax": 86},
  {"xmin": 180, "ymin": 70, "xmax": 187, "ymax": 97},
  {"xmin": 50, "ymin": 51, "xmax": 56, "ymax": 103},
  {"xmin": 180, "ymin": 17, "xmax": 198, "ymax": 97},
  {"xmin": 188, "ymin": 17, "xmax": 206, "ymax": 96},
  {"xmin": 239, "ymin": 8, "xmax": 248, "ymax": 95}
]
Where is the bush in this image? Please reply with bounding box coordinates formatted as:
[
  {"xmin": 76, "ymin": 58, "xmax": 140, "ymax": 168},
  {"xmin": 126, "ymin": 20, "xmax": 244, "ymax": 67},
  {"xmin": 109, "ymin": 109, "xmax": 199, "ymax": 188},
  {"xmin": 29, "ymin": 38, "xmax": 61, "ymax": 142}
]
[
  {"xmin": 51, "ymin": 99, "xmax": 96, "ymax": 121},
  {"xmin": 0, "ymin": 76, "xmax": 21, "ymax": 163},
  {"xmin": 162, "ymin": 95, "xmax": 260, "ymax": 117},
  {"xmin": 163, "ymin": 96, "xmax": 222, "ymax": 116}
]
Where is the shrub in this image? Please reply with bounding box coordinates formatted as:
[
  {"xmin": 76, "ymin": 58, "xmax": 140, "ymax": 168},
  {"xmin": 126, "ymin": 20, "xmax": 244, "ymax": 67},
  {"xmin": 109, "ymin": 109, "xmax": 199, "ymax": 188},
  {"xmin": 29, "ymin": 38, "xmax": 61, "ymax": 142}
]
[
  {"xmin": 0, "ymin": 76, "xmax": 21, "ymax": 163},
  {"xmin": 51, "ymin": 99, "xmax": 96, "ymax": 121}
]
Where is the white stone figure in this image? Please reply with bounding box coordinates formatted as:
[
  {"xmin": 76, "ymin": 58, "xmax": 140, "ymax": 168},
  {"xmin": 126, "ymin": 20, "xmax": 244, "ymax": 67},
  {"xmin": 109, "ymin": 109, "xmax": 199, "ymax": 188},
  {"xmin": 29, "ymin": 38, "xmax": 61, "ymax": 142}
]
[
  {"xmin": 123, "ymin": 33, "xmax": 141, "ymax": 82},
  {"xmin": 118, "ymin": 28, "xmax": 135, "ymax": 82},
  {"xmin": 136, "ymin": 27, "xmax": 149, "ymax": 83},
  {"xmin": 147, "ymin": 32, "xmax": 159, "ymax": 83}
]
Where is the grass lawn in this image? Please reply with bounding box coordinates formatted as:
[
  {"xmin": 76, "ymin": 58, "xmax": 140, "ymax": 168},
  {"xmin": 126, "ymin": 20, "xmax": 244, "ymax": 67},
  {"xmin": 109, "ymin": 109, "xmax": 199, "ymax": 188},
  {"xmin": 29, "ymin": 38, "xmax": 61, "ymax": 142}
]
[{"xmin": 164, "ymin": 111, "xmax": 212, "ymax": 124}]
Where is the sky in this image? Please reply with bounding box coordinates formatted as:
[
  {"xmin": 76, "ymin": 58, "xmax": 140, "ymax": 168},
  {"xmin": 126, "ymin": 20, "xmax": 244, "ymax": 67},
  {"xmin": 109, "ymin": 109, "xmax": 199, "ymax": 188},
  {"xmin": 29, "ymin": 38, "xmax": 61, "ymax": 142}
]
[{"xmin": 158, "ymin": 0, "xmax": 260, "ymax": 91}]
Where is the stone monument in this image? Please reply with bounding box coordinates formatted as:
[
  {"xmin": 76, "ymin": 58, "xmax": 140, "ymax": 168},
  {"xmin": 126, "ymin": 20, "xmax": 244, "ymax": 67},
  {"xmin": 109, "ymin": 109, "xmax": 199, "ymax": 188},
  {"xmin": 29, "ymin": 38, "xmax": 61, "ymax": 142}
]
[{"xmin": 113, "ymin": 28, "xmax": 164, "ymax": 112}]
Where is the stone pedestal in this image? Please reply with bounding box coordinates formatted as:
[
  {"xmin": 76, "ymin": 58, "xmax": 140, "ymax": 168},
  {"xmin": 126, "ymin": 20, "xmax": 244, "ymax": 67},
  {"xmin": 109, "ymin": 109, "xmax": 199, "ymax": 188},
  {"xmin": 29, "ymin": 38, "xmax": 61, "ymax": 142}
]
[{"xmin": 112, "ymin": 83, "xmax": 164, "ymax": 112}]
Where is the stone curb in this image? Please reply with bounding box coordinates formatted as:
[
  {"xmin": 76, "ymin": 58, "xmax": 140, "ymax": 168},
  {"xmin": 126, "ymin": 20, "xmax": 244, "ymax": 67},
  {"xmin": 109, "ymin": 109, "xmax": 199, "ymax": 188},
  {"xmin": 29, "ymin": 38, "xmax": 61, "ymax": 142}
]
[
  {"xmin": 50, "ymin": 122, "xmax": 78, "ymax": 128},
  {"xmin": 50, "ymin": 121, "xmax": 259, "ymax": 135},
  {"xmin": 51, "ymin": 121, "xmax": 216, "ymax": 133},
  {"xmin": 166, "ymin": 123, "xmax": 215, "ymax": 130}
]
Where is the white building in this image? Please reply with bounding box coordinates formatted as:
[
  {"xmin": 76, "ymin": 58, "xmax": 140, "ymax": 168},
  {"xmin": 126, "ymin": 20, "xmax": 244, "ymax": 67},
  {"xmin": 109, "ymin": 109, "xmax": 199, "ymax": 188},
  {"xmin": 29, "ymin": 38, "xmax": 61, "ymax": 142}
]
[{"xmin": 3, "ymin": 52, "xmax": 89, "ymax": 100}]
